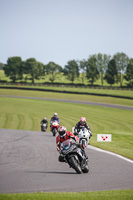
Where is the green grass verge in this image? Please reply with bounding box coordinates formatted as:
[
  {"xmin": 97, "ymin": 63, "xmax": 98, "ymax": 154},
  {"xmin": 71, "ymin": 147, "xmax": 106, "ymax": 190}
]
[
  {"xmin": 0, "ymin": 95, "xmax": 133, "ymax": 159},
  {"xmin": 0, "ymin": 89, "xmax": 133, "ymax": 107},
  {"xmin": 0, "ymin": 84, "xmax": 133, "ymax": 98},
  {"xmin": 0, "ymin": 190, "xmax": 133, "ymax": 200}
]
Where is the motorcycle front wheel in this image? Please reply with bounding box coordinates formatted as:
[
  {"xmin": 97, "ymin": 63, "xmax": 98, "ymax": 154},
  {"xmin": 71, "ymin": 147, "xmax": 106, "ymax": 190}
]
[
  {"xmin": 82, "ymin": 164, "xmax": 89, "ymax": 173},
  {"xmin": 69, "ymin": 156, "xmax": 82, "ymax": 174},
  {"xmin": 53, "ymin": 128, "xmax": 57, "ymax": 136}
]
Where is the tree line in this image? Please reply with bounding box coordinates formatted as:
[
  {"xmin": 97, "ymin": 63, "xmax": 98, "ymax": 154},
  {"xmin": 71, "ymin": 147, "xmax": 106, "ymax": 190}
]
[{"xmin": 1, "ymin": 52, "xmax": 133, "ymax": 86}]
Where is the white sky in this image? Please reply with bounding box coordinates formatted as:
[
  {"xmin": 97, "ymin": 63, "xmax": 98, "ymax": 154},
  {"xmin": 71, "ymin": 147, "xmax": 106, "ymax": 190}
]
[{"xmin": 0, "ymin": 0, "xmax": 133, "ymax": 67}]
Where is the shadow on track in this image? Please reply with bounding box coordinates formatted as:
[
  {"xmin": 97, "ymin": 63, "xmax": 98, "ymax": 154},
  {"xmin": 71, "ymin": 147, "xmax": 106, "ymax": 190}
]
[{"xmin": 26, "ymin": 170, "xmax": 76, "ymax": 175}]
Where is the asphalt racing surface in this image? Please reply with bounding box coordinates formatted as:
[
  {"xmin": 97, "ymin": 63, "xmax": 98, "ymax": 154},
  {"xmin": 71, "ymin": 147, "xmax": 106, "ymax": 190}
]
[
  {"xmin": 0, "ymin": 129, "xmax": 133, "ymax": 193},
  {"xmin": 0, "ymin": 95, "xmax": 133, "ymax": 110}
]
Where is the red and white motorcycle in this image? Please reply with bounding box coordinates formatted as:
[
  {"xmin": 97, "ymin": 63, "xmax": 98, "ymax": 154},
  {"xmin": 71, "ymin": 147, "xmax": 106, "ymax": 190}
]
[{"xmin": 50, "ymin": 120, "xmax": 59, "ymax": 136}]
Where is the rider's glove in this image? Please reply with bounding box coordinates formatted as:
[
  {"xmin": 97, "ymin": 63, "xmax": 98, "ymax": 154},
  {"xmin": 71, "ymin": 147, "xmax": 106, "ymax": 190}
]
[
  {"xmin": 89, "ymin": 130, "xmax": 92, "ymax": 139},
  {"xmin": 74, "ymin": 132, "xmax": 78, "ymax": 136}
]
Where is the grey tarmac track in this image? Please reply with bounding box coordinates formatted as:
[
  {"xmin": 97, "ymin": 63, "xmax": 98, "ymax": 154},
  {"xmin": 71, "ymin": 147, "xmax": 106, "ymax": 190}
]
[
  {"xmin": 0, "ymin": 95, "xmax": 133, "ymax": 110},
  {"xmin": 0, "ymin": 129, "xmax": 133, "ymax": 193}
]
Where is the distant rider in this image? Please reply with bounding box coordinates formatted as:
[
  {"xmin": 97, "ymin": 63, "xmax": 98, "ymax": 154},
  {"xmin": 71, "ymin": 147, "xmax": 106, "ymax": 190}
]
[
  {"xmin": 56, "ymin": 126, "xmax": 86, "ymax": 162},
  {"xmin": 74, "ymin": 117, "xmax": 92, "ymax": 138},
  {"xmin": 50, "ymin": 113, "xmax": 60, "ymax": 125},
  {"xmin": 40, "ymin": 117, "xmax": 48, "ymax": 128}
]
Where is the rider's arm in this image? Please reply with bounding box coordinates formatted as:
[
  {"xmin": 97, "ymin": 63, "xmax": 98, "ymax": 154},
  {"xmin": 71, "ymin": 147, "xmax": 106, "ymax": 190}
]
[
  {"xmin": 85, "ymin": 122, "xmax": 90, "ymax": 130},
  {"xmin": 50, "ymin": 118, "xmax": 53, "ymax": 124},
  {"xmin": 56, "ymin": 136, "xmax": 61, "ymax": 152},
  {"xmin": 74, "ymin": 122, "xmax": 79, "ymax": 135},
  {"xmin": 85, "ymin": 122, "xmax": 92, "ymax": 137},
  {"xmin": 74, "ymin": 122, "xmax": 78, "ymax": 129},
  {"xmin": 68, "ymin": 132, "xmax": 79, "ymax": 143}
]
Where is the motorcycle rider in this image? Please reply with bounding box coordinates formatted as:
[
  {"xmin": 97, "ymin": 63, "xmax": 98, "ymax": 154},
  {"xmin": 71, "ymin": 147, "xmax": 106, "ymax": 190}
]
[
  {"xmin": 74, "ymin": 117, "xmax": 92, "ymax": 138},
  {"xmin": 56, "ymin": 126, "xmax": 86, "ymax": 162},
  {"xmin": 50, "ymin": 113, "xmax": 60, "ymax": 125},
  {"xmin": 40, "ymin": 117, "xmax": 48, "ymax": 128}
]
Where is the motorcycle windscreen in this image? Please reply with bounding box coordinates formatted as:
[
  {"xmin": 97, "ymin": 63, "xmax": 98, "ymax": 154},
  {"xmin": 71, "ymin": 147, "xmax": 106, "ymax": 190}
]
[{"xmin": 61, "ymin": 139, "xmax": 72, "ymax": 150}]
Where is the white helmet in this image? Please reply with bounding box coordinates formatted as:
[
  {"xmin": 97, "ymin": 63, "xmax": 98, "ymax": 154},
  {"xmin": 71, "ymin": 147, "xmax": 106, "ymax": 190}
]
[
  {"xmin": 54, "ymin": 113, "xmax": 57, "ymax": 116},
  {"xmin": 58, "ymin": 126, "xmax": 67, "ymax": 137}
]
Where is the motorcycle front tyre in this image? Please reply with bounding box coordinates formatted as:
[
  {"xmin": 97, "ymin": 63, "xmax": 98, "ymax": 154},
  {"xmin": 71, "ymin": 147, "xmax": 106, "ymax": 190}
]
[
  {"xmin": 82, "ymin": 164, "xmax": 89, "ymax": 173},
  {"xmin": 41, "ymin": 127, "xmax": 46, "ymax": 132},
  {"xmin": 69, "ymin": 156, "xmax": 82, "ymax": 174},
  {"xmin": 53, "ymin": 128, "xmax": 57, "ymax": 136}
]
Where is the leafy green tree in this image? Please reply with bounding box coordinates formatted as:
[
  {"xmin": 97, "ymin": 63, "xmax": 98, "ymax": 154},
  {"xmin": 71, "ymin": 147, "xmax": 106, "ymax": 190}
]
[
  {"xmin": 86, "ymin": 55, "xmax": 99, "ymax": 85},
  {"xmin": 3, "ymin": 57, "xmax": 22, "ymax": 82},
  {"xmin": 113, "ymin": 52, "xmax": 129, "ymax": 86},
  {"xmin": 42, "ymin": 64, "xmax": 47, "ymax": 76},
  {"xmin": 36, "ymin": 62, "xmax": 45, "ymax": 79},
  {"xmin": 18, "ymin": 61, "xmax": 25, "ymax": 80},
  {"xmin": 25, "ymin": 58, "xmax": 38, "ymax": 83},
  {"xmin": 0, "ymin": 63, "xmax": 5, "ymax": 81},
  {"xmin": 46, "ymin": 62, "xmax": 62, "ymax": 83},
  {"xmin": 95, "ymin": 53, "xmax": 111, "ymax": 86},
  {"xmin": 79, "ymin": 59, "xmax": 87, "ymax": 84},
  {"xmin": 124, "ymin": 59, "xmax": 133, "ymax": 86},
  {"xmin": 0, "ymin": 62, "xmax": 5, "ymax": 70},
  {"xmin": 104, "ymin": 59, "xmax": 118, "ymax": 86},
  {"xmin": 63, "ymin": 60, "xmax": 79, "ymax": 83}
]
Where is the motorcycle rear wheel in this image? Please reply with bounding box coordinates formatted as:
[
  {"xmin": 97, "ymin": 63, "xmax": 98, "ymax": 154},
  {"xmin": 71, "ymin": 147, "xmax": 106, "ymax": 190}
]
[{"xmin": 69, "ymin": 156, "xmax": 82, "ymax": 174}]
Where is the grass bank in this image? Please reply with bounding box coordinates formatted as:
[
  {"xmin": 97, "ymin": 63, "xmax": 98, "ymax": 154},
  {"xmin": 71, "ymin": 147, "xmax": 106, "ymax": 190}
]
[
  {"xmin": 0, "ymin": 190, "xmax": 133, "ymax": 200},
  {"xmin": 0, "ymin": 89, "xmax": 133, "ymax": 107},
  {"xmin": 0, "ymin": 84, "xmax": 133, "ymax": 98}
]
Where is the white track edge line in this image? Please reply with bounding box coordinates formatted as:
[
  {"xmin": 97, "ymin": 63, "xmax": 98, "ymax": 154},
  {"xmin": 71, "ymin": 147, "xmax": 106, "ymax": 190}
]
[{"xmin": 87, "ymin": 145, "xmax": 133, "ymax": 164}]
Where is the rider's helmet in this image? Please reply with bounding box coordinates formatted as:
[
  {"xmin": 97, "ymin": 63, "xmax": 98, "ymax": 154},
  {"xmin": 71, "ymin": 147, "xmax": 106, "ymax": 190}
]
[
  {"xmin": 58, "ymin": 126, "xmax": 67, "ymax": 137},
  {"xmin": 54, "ymin": 113, "xmax": 57, "ymax": 117},
  {"xmin": 80, "ymin": 117, "xmax": 86, "ymax": 125},
  {"xmin": 43, "ymin": 117, "xmax": 47, "ymax": 122}
]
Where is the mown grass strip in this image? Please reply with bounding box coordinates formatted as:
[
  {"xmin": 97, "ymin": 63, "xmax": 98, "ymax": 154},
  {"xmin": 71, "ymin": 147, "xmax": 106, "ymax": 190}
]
[
  {"xmin": 0, "ymin": 85, "xmax": 133, "ymax": 98},
  {"xmin": 0, "ymin": 89, "xmax": 133, "ymax": 107},
  {"xmin": 0, "ymin": 190, "xmax": 133, "ymax": 200}
]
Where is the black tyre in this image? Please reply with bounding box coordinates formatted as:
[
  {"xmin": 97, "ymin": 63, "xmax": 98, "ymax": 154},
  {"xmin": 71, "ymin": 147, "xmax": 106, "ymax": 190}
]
[
  {"xmin": 41, "ymin": 128, "xmax": 44, "ymax": 132},
  {"xmin": 53, "ymin": 128, "xmax": 57, "ymax": 136},
  {"xmin": 82, "ymin": 140, "xmax": 86, "ymax": 147},
  {"xmin": 41, "ymin": 126, "xmax": 47, "ymax": 132},
  {"xmin": 41, "ymin": 128, "xmax": 46, "ymax": 132},
  {"xmin": 82, "ymin": 164, "xmax": 89, "ymax": 173},
  {"xmin": 69, "ymin": 156, "xmax": 82, "ymax": 174}
]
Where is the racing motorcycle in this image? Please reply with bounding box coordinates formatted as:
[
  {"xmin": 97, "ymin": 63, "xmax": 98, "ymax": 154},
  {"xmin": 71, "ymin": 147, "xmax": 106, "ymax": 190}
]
[
  {"xmin": 50, "ymin": 120, "xmax": 59, "ymax": 136},
  {"xmin": 41, "ymin": 123, "xmax": 47, "ymax": 132},
  {"xmin": 60, "ymin": 139, "xmax": 89, "ymax": 174},
  {"xmin": 78, "ymin": 127, "xmax": 91, "ymax": 148}
]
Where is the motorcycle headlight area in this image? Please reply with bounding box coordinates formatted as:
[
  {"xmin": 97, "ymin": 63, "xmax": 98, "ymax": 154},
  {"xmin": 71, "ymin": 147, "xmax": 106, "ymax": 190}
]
[
  {"xmin": 61, "ymin": 145, "xmax": 76, "ymax": 155},
  {"xmin": 63, "ymin": 144, "xmax": 70, "ymax": 150}
]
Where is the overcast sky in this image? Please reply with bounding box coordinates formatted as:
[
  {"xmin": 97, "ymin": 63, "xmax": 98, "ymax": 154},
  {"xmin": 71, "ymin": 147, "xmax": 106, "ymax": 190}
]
[{"xmin": 0, "ymin": 0, "xmax": 133, "ymax": 67}]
